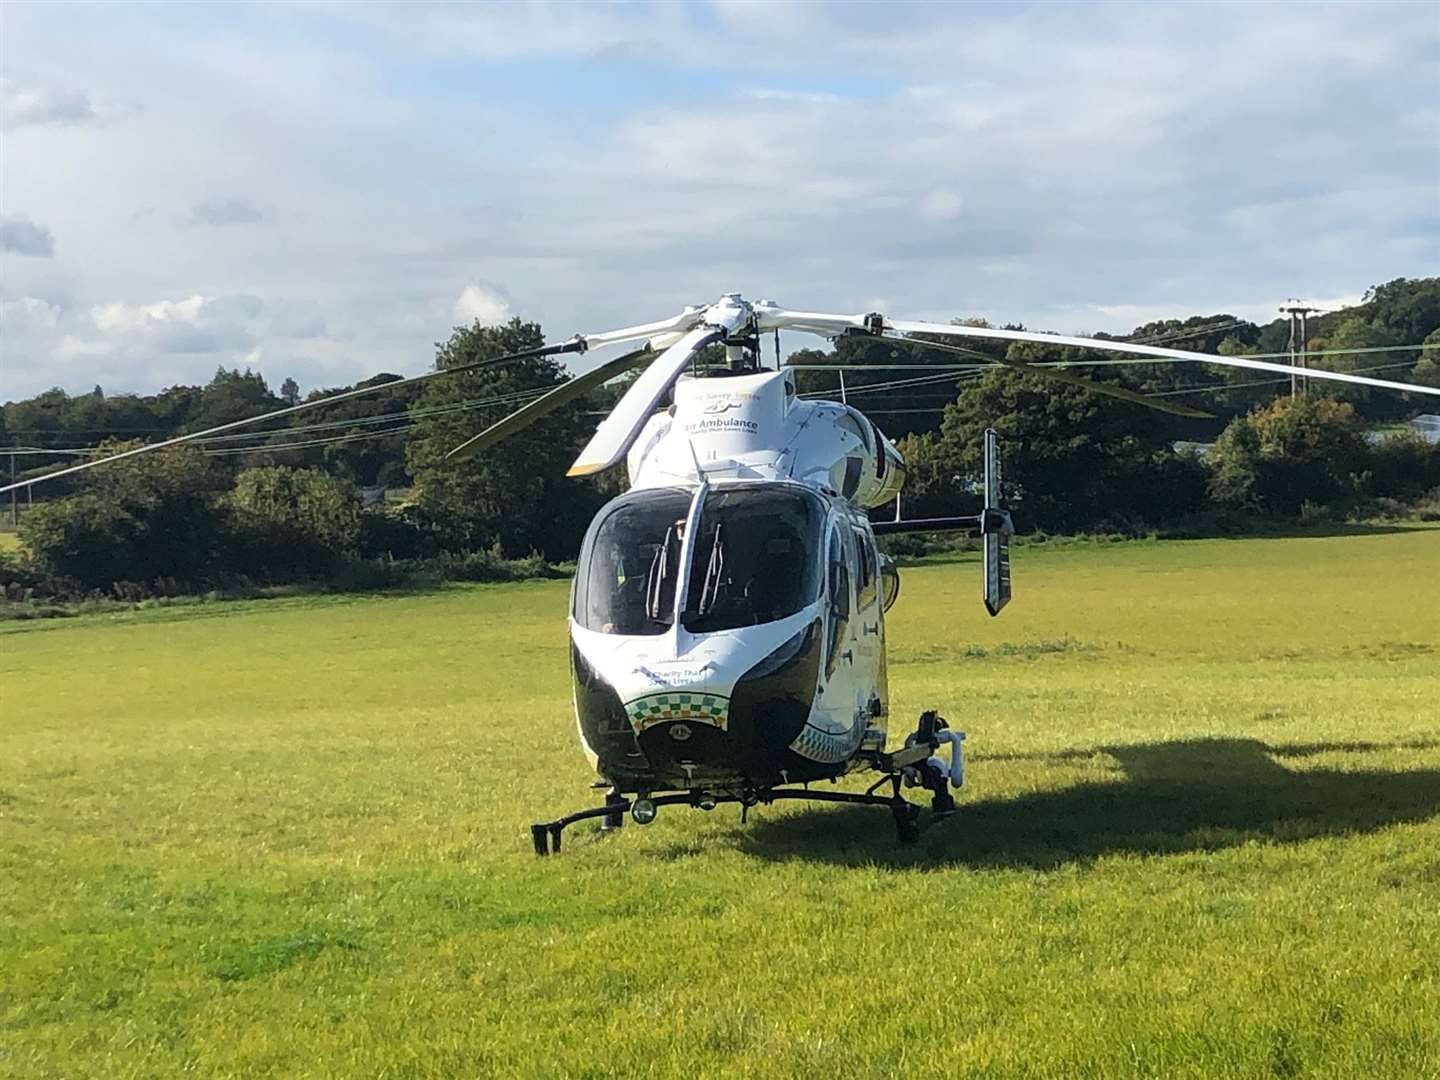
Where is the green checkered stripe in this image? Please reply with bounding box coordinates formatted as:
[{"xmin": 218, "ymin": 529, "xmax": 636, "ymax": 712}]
[
  {"xmin": 626, "ymin": 692, "xmax": 730, "ymax": 733},
  {"xmin": 790, "ymin": 721, "xmax": 865, "ymax": 764}
]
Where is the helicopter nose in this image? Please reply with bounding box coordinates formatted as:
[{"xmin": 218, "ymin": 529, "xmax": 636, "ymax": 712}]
[{"xmin": 633, "ymin": 712, "xmax": 743, "ymax": 780}]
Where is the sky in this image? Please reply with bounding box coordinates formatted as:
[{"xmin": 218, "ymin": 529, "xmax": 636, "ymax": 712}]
[{"xmin": 2, "ymin": 0, "xmax": 1438, "ymax": 400}]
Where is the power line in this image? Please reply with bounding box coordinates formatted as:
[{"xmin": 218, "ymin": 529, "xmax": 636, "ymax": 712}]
[
  {"xmin": 204, "ymin": 425, "xmax": 418, "ymax": 456},
  {"xmin": 195, "ymin": 385, "xmax": 553, "ymax": 445},
  {"xmin": 0, "ymin": 338, "xmax": 590, "ymax": 497},
  {"xmin": 201, "ymin": 388, "xmax": 556, "ymax": 455},
  {"xmin": 2, "ymin": 447, "xmax": 102, "ymax": 456},
  {"xmin": 1126, "ymin": 318, "xmax": 1252, "ymax": 346},
  {"xmin": 803, "ymin": 370, "xmax": 987, "ymax": 400}
]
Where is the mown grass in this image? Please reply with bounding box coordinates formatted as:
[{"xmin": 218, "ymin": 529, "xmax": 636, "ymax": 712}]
[{"xmin": 2, "ymin": 528, "xmax": 1438, "ymax": 1078}]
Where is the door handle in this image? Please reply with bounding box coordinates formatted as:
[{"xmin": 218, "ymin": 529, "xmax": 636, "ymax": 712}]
[
  {"xmin": 863, "ymin": 622, "xmax": 879, "ymax": 636},
  {"xmin": 842, "ymin": 650, "xmax": 853, "ymax": 664}
]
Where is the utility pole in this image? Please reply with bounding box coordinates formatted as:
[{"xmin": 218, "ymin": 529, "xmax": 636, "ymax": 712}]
[
  {"xmin": 1280, "ymin": 302, "xmax": 1320, "ymax": 398},
  {"xmin": 8, "ymin": 446, "xmax": 15, "ymax": 528}
]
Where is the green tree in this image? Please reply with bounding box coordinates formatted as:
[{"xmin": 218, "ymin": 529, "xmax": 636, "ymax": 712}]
[
  {"xmin": 1361, "ymin": 277, "xmax": 1440, "ymax": 344},
  {"xmin": 17, "ymin": 494, "xmax": 143, "ymax": 590},
  {"xmin": 937, "ymin": 361, "xmax": 1203, "ymax": 532},
  {"xmin": 189, "ymin": 368, "xmax": 282, "ymax": 431},
  {"xmin": 1207, "ymin": 397, "xmax": 1367, "ymax": 516},
  {"xmin": 1411, "ymin": 328, "xmax": 1440, "ymax": 389},
  {"xmin": 152, "ymin": 384, "xmax": 202, "ymax": 432},
  {"xmin": 302, "ymin": 373, "xmax": 417, "ymax": 486},
  {"xmin": 1366, "ymin": 432, "xmax": 1440, "ymax": 502},
  {"xmin": 227, "ymin": 466, "xmax": 362, "ymax": 578},
  {"xmin": 1307, "ymin": 317, "xmax": 1407, "ymax": 418},
  {"xmin": 5, "ymin": 388, "xmax": 71, "ymax": 443},
  {"xmin": 1206, "ymin": 415, "xmax": 1264, "ymax": 510},
  {"xmin": 892, "ymin": 431, "xmax": 971, "ymax": 519},
  {"xmin": 405, "ymin": 318, "xmax": 599, "ymax": 558},
  {"xmin": 90, "ymin": 441, "xmax": 228, "ymax": 582}
]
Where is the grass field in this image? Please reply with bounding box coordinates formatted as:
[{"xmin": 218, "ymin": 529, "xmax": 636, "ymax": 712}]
[
  {"xmin": 0, "ymin": 532, "xmax": 21, "ymax": 555},
  {"xmin": 3, "ymin": 528, "xmax": 1438, "ymax": 1078}
]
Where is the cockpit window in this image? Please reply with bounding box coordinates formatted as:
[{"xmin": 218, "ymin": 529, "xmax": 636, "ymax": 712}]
[
  {"xmin": 574, "ymin": 487, "xmax": 692, "ymax": 636},
  {"xmin": 682, "ymin": 488, "xmax": 823, "ymax": 634}
]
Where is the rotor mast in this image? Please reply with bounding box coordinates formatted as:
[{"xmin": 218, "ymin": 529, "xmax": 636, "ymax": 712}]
[{"xmin": 711, "ymin": 293, "xmax": 762, "ymax": 372}]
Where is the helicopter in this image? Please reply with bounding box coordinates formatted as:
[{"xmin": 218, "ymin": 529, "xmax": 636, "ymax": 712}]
[
  {"xmin": 7, "ymin": 293, "xmax": 1437, "ymax": 854},
  {"xmin": 444, "ymin": 293, "xmax": 1439, "ymax": 853}
]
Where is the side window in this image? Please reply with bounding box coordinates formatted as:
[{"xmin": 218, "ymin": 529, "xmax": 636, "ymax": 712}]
[
  {"xmin": 853, "ymin": 524, "xmax": 877, "ymax": 610},
  {"xmin": 825, "ymin": 526, "xmax": 851, "ymax": 676}
]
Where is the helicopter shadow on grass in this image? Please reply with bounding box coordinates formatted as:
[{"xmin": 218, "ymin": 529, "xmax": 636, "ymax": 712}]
[{"xmin": 732, "ymin": 737, "xmax": 1440, "ymax": 871}]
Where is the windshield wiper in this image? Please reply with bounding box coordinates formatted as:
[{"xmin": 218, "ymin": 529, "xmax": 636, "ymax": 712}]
[
  {"xmin": 696, "ymin": 523, "xmax": 725, "ymax": 617},
  {"xmin": 645, "ymin": 530, "xmax": 674, "ymax": 622}
]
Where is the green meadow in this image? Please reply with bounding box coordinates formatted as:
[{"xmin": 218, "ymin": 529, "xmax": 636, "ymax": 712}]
[{"xmin": 3, "ymin": 528, "xmax": 1438, "ymax": 1078}]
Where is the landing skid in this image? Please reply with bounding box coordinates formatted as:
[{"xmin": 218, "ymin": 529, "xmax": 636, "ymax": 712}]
[
  {"xmin": 531, "ymin": 711, "xmax": 963, "ymax": 856},
  {"xmin": 529, "ymin": 777, "xmax": 922, "ymax": 856}
]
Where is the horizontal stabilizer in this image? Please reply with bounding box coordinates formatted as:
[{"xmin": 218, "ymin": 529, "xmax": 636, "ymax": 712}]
[{"xmin": 872, "ymin": 515, "xmax": 983, "ymax": 536}]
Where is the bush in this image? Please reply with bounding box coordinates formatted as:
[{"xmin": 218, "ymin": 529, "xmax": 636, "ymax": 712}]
[
  {"xmin": 1415, "ymin": 487, "xmax": 1440, "ymax": 522},
  {"xmin": 356, "ymin": 506, "xmax": 432, "ymax": 561},
  {"xmin": 1367, "ymin": 433, "xmax": 1440, "ymax": 502},
  {"xmin": 226, "ymin": 466, "xmax": 362, "ymax": 580},
  {"xmin": 1208, "ymin": 397, "xmax": 1368, "ymax": 517},
  {"xmin": 18, "ymin": 494, "xmax": 146, "ymax": 591}
]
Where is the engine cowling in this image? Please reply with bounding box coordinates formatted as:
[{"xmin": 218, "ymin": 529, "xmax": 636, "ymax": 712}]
[
  {"xmin": 626, "ymin": 369, "xmax": 907, "ymax": 510},
  {"xmin": 821, "ymin": 405, "xmax": 907, "ymax": 510}
]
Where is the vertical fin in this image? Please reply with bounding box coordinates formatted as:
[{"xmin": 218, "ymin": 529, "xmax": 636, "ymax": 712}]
[{"xmin": 982, "ymin": 428, "xmax": 1013, "ymax": 617}]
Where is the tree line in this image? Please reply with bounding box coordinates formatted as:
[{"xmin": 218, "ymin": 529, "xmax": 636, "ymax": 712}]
[{"xmin": 3, "ymin": 277, "xmax": 1437, "ymax": 603}]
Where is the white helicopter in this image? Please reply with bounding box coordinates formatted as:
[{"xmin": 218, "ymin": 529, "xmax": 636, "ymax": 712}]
[{"xmin": 8, "ymin": 293, "xmax": 1437, "ymax": 854}]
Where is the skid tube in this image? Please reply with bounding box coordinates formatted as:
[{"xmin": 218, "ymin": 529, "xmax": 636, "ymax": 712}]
[{"xmin": 530, "ymin": 776, "xmax": 921, "ymax": 856}]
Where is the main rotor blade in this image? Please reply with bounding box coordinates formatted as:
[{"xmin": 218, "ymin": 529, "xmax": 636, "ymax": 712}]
[
  {"xmin": 446, "ymin": 345, "xmax": 654, "ymax": 463},
  {"xmin": 579, "ymin": 307, "xmax": 705, "ymax": 350},
  {"xmin": 567, "ymin": 326, "xmax": 723, "ymax": 477},
  {"xmin": 884, "ymin": 319, "xmax": 1440, "ymax": 399},
  {"xmin": 879, "ymin": 334, "xmax": 1215, "ymax": 419}
]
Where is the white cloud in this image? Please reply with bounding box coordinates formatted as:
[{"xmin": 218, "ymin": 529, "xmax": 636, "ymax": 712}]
[
  {"xmin": 0, "ymin": 291, "xmax": 341, "ymax": 397},
  {"xmin": 1, "ymin": 79, "xmax": 97, "ymax": 127},
  {"xmin": 0, "ymin": 296, "xmax": 61, "ymax": 329},
  {"xmin": 88, "ymin": 294, "xmax": 266, "ymax": 355},
  {"xmin": 453, "ymin": 283, "xmax": 514, "ymax": 326},
  {"xmin": 54, "ymin": 334, "xmax": 114, "ymax": 362},
  {"xmin": 91, "ymin": 295, "xmax": 206, "ymax": 335}
]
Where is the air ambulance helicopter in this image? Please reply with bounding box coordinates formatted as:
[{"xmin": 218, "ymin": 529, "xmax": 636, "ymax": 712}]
[{"xmin": 8, "ymin": 293, "xmax": 1437, "ymax": 854}]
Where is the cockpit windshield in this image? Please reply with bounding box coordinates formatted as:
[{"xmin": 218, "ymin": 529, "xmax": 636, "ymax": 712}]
[
  {"xmin": 681, "ymin": 487, "xmax": 823, "ymax": 633},
  {"xmin": 574, "ymin": 485, "xmax": 824, "ymax": 636},
  {"xmin": 574, "ymin": 487, "xmax": 692, "ymax": 636}
]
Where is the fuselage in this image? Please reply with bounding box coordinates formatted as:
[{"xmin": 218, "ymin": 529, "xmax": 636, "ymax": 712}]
[{"xmin": 567, "ymin": 366, "xmax": 904, "ymax": 794}]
